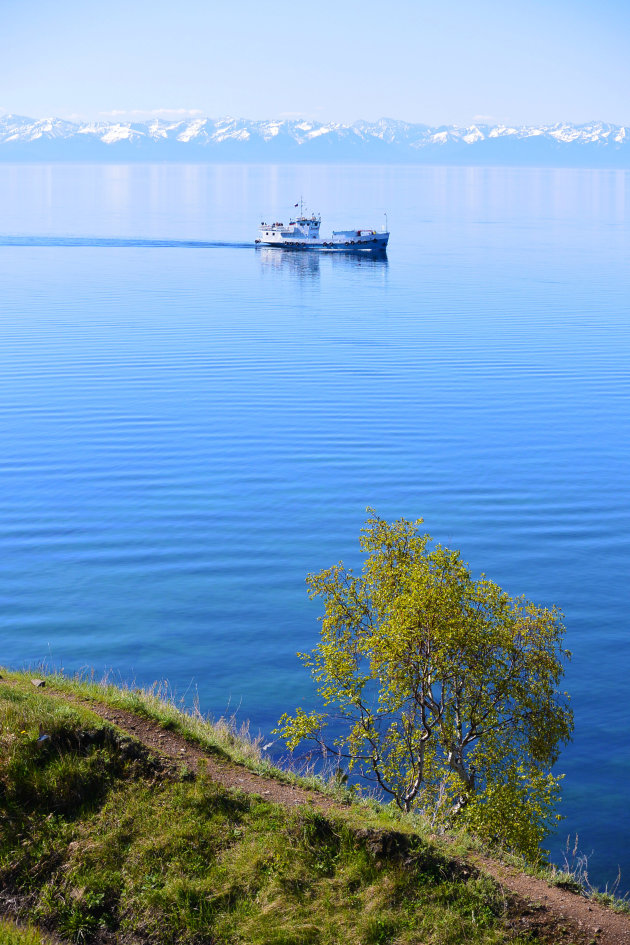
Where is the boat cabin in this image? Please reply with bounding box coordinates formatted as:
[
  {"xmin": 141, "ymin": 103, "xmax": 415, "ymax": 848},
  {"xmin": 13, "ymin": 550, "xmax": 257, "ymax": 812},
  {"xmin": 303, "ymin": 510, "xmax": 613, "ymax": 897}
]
[{"xmin": 258, "ymin": 214, "xmax": 321, "ymax": 243}]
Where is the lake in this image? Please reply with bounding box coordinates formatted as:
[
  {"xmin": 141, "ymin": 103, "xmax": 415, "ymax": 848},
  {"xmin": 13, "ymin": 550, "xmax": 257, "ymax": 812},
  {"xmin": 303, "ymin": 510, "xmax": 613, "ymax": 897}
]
[{"xmin": 0, "ymin": 162, "xmax": 628, "ymax": 889}]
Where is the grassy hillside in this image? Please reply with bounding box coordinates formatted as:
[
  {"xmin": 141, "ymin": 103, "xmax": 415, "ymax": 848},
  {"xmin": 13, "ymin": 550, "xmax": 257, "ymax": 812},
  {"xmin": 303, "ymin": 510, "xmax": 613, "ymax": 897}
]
[{"xmin": 0, "ymin": 672, "xmax": 583, "ymax": 944}]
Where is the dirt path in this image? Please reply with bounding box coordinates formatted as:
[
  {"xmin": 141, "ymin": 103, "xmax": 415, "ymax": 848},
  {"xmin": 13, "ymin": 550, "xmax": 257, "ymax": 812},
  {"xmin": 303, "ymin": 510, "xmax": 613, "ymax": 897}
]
[
  {"xmin": 64, "ymin": 691, "xmax": 340, "ymax": 811},
  {"xmin": 6, "ymin": 679, "xmax": 630, "ymax": 945},
  {"xmin": 472, "ymin": 854, "xmax": 630, "ymax": 945}
]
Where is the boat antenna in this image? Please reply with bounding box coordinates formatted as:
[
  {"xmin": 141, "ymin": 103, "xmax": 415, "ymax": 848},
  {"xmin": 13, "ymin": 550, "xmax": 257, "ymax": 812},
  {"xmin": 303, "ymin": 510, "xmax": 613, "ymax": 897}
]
[{"xmin": 384, "ymin": 212, "xmax": 388, "ymax": 233}]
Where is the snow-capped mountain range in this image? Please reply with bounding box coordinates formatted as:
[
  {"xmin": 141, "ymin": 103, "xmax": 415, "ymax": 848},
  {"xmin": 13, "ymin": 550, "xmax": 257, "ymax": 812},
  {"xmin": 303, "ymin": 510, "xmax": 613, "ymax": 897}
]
[{"xmin": 0, "ymin": 115, "xmax": 628, "ymax": 165}]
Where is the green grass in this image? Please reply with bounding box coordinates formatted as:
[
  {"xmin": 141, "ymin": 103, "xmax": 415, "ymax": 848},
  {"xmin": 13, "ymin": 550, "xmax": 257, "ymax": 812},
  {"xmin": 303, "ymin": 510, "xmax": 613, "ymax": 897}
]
[
  {"xmin": 0, "ymin": 671, "xmax": 545, "ymax": 945},
  {"xmin": 0, "ymin": 920, "xmax": 52, "ymax": 945}
]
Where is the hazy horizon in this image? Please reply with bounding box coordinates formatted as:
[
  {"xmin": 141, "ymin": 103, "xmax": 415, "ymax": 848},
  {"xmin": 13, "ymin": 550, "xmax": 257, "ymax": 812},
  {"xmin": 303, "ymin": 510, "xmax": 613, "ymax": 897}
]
[{"xmin": 2, "ymin": 111, "xmax": 628, "ymax": 128}]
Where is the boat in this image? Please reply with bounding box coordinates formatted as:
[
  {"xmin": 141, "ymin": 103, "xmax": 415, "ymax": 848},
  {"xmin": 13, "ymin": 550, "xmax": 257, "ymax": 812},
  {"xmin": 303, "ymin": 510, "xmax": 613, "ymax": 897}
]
[{"xmin": 255, "ymin": 203, "xmax": 389, "ymax": 253}]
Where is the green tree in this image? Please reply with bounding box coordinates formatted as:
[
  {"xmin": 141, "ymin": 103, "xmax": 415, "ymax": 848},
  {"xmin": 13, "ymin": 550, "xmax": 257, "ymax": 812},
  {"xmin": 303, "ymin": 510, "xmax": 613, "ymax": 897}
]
[{"xmin": 277, "ymin": 511, "xmax": 573, "ymax": 859}]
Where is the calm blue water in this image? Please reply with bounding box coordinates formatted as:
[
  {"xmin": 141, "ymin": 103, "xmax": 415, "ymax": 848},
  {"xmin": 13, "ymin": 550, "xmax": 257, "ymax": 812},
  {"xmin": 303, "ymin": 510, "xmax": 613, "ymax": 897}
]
[{"xmin": 1, "ymin": 163, "xmax": 629, "ymax": 888}]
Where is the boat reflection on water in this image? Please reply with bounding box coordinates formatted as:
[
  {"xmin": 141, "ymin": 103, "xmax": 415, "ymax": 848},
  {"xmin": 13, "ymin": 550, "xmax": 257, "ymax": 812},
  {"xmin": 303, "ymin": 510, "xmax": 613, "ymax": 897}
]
[
  {"xmin": 258, "ymin": 246, "xmax": 321, "ymax": 279},
  {"xmin": 257, "ymin": 245, "xmax": 388, "ymax": 280},
  {"xmin": 330, "ymin": 248, "xmax": 389, "ymax": 270}
]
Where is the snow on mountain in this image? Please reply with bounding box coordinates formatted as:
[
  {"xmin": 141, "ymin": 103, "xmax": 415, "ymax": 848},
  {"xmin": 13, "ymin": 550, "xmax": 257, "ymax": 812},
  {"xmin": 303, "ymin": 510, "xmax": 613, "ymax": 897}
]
[
  {"xmin": 0, "ymin": 115, "xmax": 78, "ymax": 143},
  {"xmin": 175, "ymin": 119, "xmax": 209, "ymax": 143},
  {"xmin": 307, "ymin": 127, "xmax": 332, "ymax": 139},
  {"xmin": 0, "ymin": 115, "xmax": 628, "ymax": 164},
  {"xmin": 99, "ymin": 123, "xmax": 139, "ymax": 144}
]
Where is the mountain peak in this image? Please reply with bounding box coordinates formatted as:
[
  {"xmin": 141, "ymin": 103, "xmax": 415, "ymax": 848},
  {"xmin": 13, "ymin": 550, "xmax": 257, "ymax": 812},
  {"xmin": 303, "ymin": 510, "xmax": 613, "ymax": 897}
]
[{"xmin": 0, "ymin": 115, "xmax": 628, "ymax": 166}]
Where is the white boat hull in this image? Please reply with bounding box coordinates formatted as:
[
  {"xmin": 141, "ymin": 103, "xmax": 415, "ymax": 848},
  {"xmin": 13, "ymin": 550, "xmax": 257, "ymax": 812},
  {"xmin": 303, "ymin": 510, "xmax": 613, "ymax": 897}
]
[{"xmin": 255, "ymin": 233, "xmax": 389, "ymax": 253}]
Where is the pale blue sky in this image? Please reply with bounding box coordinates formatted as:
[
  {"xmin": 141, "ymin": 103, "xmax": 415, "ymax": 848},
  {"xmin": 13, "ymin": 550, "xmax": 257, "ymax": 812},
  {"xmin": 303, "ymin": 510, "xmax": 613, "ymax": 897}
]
[{"xmin": 2, "ymin": 0, "xmax": 629, "ymax": 125}]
